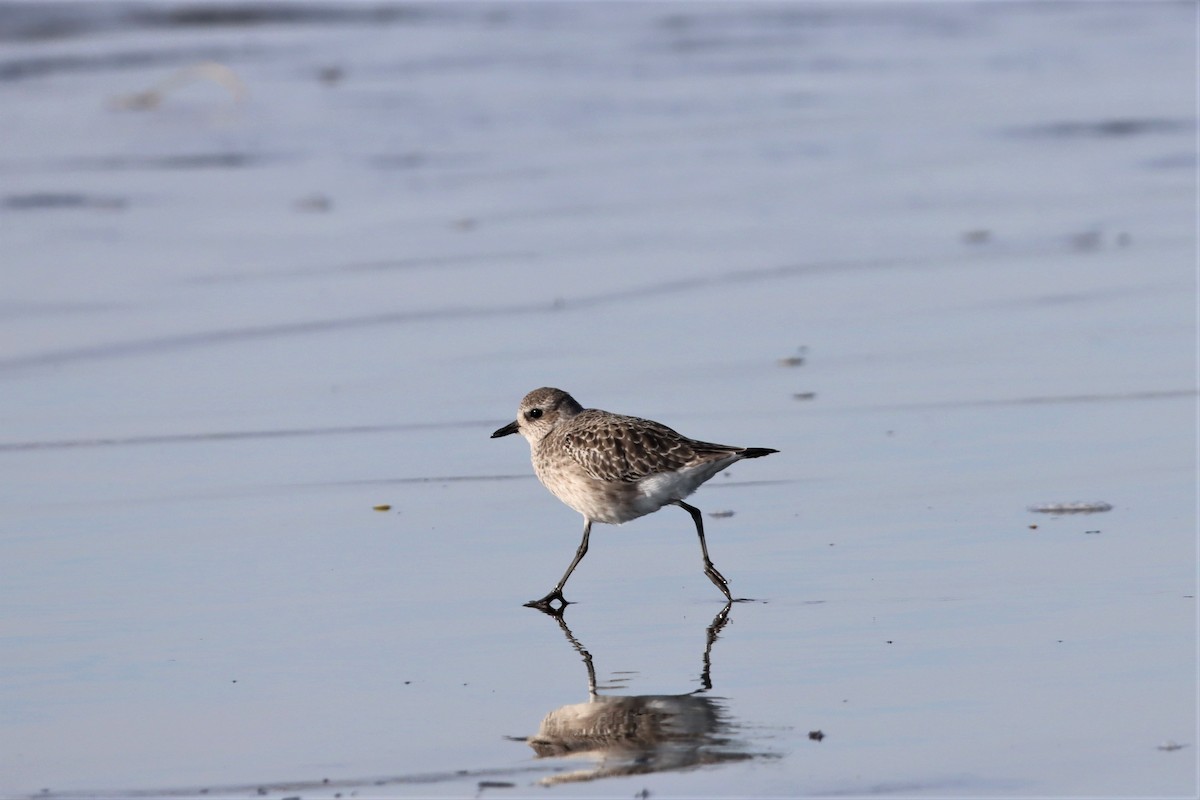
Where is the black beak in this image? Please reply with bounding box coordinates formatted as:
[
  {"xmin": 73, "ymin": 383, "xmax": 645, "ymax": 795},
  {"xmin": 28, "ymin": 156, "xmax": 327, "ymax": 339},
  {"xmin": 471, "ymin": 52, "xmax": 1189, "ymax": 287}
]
[{"xmin": 491, "ymin": 420, "xmax": 519, "ymax": 438}]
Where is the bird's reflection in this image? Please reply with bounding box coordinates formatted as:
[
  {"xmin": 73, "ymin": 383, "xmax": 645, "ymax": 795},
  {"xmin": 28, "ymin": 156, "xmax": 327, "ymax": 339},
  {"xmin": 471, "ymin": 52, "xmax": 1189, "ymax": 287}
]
[{"xmin": 522, "ymin": 604, "xmax": 760, "ymax": 785}]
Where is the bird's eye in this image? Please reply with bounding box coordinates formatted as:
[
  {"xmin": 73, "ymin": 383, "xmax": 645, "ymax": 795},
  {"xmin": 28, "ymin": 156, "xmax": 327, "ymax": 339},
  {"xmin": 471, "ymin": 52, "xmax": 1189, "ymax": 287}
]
[{"xmin": 528, "ymin": 408, "xmax": 543, "ymax": 419}]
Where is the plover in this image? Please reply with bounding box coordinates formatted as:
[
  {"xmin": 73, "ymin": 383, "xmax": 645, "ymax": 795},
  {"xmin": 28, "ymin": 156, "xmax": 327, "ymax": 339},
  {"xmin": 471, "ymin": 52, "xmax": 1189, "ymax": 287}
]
[{"xmin": 491, "ymin": 387, "xmax": 778, "ymax": 609}]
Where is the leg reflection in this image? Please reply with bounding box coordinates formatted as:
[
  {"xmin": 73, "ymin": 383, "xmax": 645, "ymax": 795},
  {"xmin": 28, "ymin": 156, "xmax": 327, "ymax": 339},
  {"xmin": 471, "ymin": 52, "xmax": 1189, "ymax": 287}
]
[{"xmin": 521, "ymin": 602, "xmax": 760, "ymax": 784}]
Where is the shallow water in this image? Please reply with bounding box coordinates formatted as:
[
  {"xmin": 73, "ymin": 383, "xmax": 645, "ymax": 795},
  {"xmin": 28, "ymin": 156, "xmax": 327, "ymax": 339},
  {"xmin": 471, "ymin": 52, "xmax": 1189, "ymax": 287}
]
[{"xmin": 1, "ymin": 2, "xmax": 1196, "ymax": 798}]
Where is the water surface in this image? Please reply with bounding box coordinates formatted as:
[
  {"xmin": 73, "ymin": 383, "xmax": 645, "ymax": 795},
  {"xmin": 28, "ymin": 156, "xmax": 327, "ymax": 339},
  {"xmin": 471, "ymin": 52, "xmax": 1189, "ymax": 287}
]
[{"xmin": 1, "ymin": 2, "xmax": 1195, "ymax": 797}]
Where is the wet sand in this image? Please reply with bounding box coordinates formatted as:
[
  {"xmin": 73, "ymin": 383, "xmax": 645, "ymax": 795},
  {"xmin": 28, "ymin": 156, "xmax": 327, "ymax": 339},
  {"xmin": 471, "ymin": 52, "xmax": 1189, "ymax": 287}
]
[{"xmin": 1, "ymin": 2, "xmax": 1195, "ymax": 798}]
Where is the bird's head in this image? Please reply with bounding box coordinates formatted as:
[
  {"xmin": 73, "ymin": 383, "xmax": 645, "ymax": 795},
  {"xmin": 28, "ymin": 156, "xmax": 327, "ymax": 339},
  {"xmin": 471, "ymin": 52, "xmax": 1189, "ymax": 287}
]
[{"xmin": 491, "ymin": 387, "xmax": 584, "ymax": 445}]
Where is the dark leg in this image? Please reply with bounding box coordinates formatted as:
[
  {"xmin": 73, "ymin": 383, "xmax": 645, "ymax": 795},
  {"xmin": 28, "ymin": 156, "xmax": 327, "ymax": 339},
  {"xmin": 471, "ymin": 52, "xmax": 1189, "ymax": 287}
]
[
  {"xmin": 526, "ymin": 519, "xmax": 591, "ymax": 611},
  {"xmin": 671, "ymin": 500, "xmax": 733, "ymax": 602}
]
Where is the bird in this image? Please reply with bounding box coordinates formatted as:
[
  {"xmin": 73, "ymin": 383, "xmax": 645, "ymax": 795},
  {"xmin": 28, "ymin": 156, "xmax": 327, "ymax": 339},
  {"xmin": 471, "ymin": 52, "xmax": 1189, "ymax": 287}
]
[{"xmin": 491, "ymin": 387, "xmax": 778, "ymax": 609}]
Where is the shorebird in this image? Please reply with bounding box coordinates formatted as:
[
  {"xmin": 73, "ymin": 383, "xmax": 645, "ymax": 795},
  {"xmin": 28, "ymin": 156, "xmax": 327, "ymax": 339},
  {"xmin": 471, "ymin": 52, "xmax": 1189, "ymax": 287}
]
[{"xmin": 491, "ymin": 387, "xmax": 777, "ymax": 609}]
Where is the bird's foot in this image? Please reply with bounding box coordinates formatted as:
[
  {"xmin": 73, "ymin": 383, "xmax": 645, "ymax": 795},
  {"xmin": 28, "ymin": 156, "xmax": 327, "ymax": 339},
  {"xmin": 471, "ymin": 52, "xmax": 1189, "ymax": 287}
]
[
  {"xmin": 704, "ymin": 563, "xmax": 734, "ymax": 604},
  {"xmin": 524, "ymin": 589, "xmax": 571, "ymax": 615}
]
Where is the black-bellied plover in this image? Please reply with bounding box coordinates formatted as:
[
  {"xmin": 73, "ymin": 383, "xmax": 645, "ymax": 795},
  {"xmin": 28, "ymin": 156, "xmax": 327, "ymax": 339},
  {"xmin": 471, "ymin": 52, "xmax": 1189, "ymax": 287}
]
[{"xmin": 491, "ymin": 387, "xmax": 778, "ymax": 610}]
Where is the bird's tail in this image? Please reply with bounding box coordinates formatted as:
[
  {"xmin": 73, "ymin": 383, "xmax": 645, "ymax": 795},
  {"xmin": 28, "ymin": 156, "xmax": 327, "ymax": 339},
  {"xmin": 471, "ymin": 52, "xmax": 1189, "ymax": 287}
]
[{"xmin": 739, "ymin": 447, "xmax": 779, "ymax": 459}]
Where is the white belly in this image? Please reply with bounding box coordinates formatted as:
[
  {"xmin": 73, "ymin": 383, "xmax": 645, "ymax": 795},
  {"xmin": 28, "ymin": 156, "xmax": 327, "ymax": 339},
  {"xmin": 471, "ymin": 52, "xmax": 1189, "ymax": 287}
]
[{"xmin": 536, "ymin": 451, "xmax": 739, "ymax": 525}]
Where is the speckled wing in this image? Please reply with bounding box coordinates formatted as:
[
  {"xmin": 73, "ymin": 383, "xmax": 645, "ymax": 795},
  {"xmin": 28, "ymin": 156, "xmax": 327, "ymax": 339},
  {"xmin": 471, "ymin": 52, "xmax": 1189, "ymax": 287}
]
[{"xmin": 562, "ymin": 412, "xmax": 735, "ymax": 483}]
